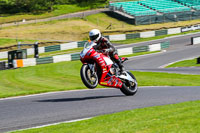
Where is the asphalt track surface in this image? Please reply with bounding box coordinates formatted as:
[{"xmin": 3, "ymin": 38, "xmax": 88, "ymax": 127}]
[
  {"xmin": 122, "ymin": 32, "xmax": 200, "ymax": 74},
  {"xmin": 1, "ymin": 86, "xmax": 200, "ymax": 132},
  {"xmin": 125, "ymin": 45, "xmax": 200, "ymax": 74},
  {"xmin": 1, "ymin": 32, "xmax": 200, "ymax": 132}
]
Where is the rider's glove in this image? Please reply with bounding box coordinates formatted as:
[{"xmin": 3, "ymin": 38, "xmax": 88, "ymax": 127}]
[
  {"xmin": 97, "ymin": 50, "xmax": 104, "ymax": 53},
  {"xmin": 103, "ymin": 49, "xmax": 110, "ymax": 54}
]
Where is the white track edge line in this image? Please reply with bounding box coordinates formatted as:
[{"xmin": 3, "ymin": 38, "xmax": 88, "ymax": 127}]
[{"xmin": 9, "ymin": 117, "xmax": 92, "ymax": 133}]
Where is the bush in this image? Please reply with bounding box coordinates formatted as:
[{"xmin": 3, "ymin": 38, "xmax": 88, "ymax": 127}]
[
  {"xmin": 5, "ymin": 0, "xmax": 54, "ymax": 13},
  {"xmin": 0, "ymin": 1, "xmax": 9, "ymax": 14},
  {"xmin": 0, "ymin": 0, "xmax": 108, "ymax": 14}
]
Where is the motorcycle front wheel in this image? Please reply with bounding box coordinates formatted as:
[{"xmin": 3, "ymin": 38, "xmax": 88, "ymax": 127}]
[
  {"xmin": 80, "ymin": 64, "xmax": 98, "ymax": 89},
  {"xmin": 120, "ymin": 71, "xmax": 138, "ymax": 96}
]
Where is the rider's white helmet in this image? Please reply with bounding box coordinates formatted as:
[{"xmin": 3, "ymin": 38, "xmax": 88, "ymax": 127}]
[{"xmin": 89, "ymin": 29, "xmax": 101, "ymax": 42}]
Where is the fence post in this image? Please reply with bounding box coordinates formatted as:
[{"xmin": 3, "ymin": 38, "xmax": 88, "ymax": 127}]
[{"xmin": 197, "ymin": 57, "xmax": 200, "ymax": 64}]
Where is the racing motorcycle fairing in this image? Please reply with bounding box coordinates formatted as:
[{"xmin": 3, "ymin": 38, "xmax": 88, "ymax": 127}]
[{"xmin": 80, "ymin": 41, "xmax": 137, "ymax": 89}]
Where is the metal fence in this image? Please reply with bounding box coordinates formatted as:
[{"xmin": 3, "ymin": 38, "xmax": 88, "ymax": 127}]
[{"xmin": 135, "ymin": 11, "xmax": 200, "ymax": 25}]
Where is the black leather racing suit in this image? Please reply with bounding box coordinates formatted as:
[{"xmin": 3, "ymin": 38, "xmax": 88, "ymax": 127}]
[{"xmin": 93, "ymin": 37, "xmax": 124, "ymax": 71}]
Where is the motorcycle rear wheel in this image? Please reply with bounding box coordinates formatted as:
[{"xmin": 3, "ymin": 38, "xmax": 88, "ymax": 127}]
[
  {"xmin": 80, "ymin": 64, "xmax": 98, "ymax": 89},
  {"xmin": 120, "ymin": 71, "xmax": 138, "ymax": 96}
]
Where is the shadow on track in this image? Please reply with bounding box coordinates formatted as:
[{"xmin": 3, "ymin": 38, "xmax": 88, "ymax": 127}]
[{"xmin": 36, "ymin": 95, "xmax": 125, "ymax": 103}]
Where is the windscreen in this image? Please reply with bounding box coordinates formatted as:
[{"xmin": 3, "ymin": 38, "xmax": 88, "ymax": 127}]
[{"xmin": 84, "ymin": 41, "xmax": 96, "ymax": 49}]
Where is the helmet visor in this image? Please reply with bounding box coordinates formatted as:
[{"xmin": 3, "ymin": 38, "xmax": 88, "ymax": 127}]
[{"xmin": 89, "ymin": 34, "xmax": 99, "ymax": 41}]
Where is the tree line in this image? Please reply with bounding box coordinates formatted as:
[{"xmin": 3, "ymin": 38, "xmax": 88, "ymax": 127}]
[{"xmin": 0, "ymin": 0, "xmax": 108, "ymax": 14}]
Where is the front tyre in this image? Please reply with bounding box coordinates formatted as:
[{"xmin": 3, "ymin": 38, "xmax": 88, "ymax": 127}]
[
  {"xmin": 80, "ymin": 64, "xmax": 98, "ymax": 89},
  {"xmin": 120, "ymin": 71, "xmax": 138, "ymax": 96}
]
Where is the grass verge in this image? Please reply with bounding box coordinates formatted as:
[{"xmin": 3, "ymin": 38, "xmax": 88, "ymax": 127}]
[
  {"xmin": 0, "ymin": 61, "xmax": 84, "ymax": 98},
  {"xmin": 123, "ymin": 51, "xmax": 161, "ymax": 58},
  {"xmin": 12, "ymin": 100, "xmax": 200, "ymax": 133},
  {"xmin": 1, "ymin": 61, "xmax": 200, "ymax": 98},
  {"xmin": 0, "ymin": 38, "xmax": 36, "ymax": 47},
  {"xmin": 167, "ymin": 58, "xmax": 200, "ymax": 68},
  {"xmin": 1, "ymin": 13, "xmax": 200, "ymax": 43},
  {"xmin": 0, "ymin": 4, "xmax": 104, "ymax": 24}
]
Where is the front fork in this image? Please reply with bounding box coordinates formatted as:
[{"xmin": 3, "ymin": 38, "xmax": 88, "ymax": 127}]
[{"xmin": 88, "ymin": 64, "xmax": 96, "ymax": 76}]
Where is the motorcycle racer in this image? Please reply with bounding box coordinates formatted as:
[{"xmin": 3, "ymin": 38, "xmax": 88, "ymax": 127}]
[
  {"xmin": 89, "ymin": 29, "xmax": 125, "ymax": 74},
  {"xmin": 80, "ymin": 40, "xmax": 138, "ymax": 95}
]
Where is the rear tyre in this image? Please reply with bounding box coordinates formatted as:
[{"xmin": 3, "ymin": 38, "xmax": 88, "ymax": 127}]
[
  {"xmin": 80, "ymin": 64, "xmax": 98, "ymax": 89},
  {"xmin": 120, "ymin": 71, "xmax": 138, "ymax": 96}
]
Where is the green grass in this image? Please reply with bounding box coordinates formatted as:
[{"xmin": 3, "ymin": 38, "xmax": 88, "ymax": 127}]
[
  {"xmin": 123, "ymin": 51, "xmax": 161, "ymax": 58},
  {"xmin": 0, "ymin": 38, "xmax": 37, "ymax": 47},
  {"xmin": 85, "ymin": 13, "xmax": 133, "ymax": 30},
  {"xmin": 1, "ymin": 12, "xmax": 200, "ymax": 43},
  {"xmin": 167, "ymin": 58, "xmax": 200, "ymax": 68},
  {"xmin": 0, "ymin": 4, "xmax": 104, "ymax": 24},
  {"xmin": 0, "ymin": 61, "xmax": 85, "ymax": 98},
  {"xmin": 0, "ymin": 58, "xmax": 7, "ymax": 61},
  {"xmin": 12, "ymin": 100, "xmax": 200, "ymax": 133},
  {"xmin": 0, "ymin": 38, "xmax": 17, "ymax": 47},
  {"xmin": 1, "ymin": 61, "xmax": 200, "ymax": 98},
  {"xmin": 51, "ymin": 5, "xmax": 90, "ymax": 16},
  {"xmin": 134, "ymin": 71, "xmax": 200, "ymax": 86}
]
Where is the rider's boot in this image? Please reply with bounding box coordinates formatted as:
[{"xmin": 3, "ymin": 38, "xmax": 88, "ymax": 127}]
[
  {"xmin": 113, "ymin": 53, "xmax": 126, "ymax": 75},
  {"xmin": 119, "ymin": 65, "xmax": 126, "ymax": 75},
  {"xmin": 115, "ymin": 59, "xmax": 126, "ymax": 75}
]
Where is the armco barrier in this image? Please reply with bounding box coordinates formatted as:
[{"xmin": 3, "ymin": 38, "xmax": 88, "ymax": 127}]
[
  {"xmin": 149, "ymin": 43, "xmax": 161, "ymax": 51},
  {"xmin": 36, "ymin": 57, "xmax": 53, "ymax": 65},
  {"xmin": 155, "ymin": 30, "xmax": 168, "ymax": 36},
  {"xmin": 168, "ymin": 28, "xmax": 181, "ymax": 34},
  {"xmin": 71, "ymin": 53, "xmax": 80, "ymax": 61},
  {"xmin": 27, "ymin": 48, "xmax": 34, "ymax": 55},
  {"xmin": 0, "ymin": 61, "xmax": 6, "ymax": 70},
  {"xmin": 109, "ymin": 34, "xmax": 126, "ymax": 41},
  {"xmin": 104, "ymin": 35, "xmax": 110, "ymax": 40},
  {"xmin": 23, "ymin": 58, "xmax": 36, "ymax": 67},
  {"xmin": 0, "ymin": 51, "xmax": 8, "ymax": 59},
  {"xmin": 13, "ymin": 41, "xmax": 170, "ymax": 68},
  {"xmin": 133, "ymin": 45, "xmax": 149, "ymax": 53},
  {"xmin": 181, "ymin": 25, "xmax": 200, "ymax": 32},
  {"xmin": 39, "ymin": 47, "xmax": 45, "ymax": 54},
  {"xmin": 45, "ymin": 45, "xmax": 61, "ymax": 52},
  {"xmin": 60, "ymin": 42, "xmax": 78, "ymax": 50},
  {"xmin": 161, "ymin": 41, "xmax": 170, "ymax": 49},
  {"xmin": 53, "ymin": 54, "xmax": 71, "ymax": 63},
  {"xmin": 140, "ymin": 31, "xmax": 155, "ymax": 38},
  {"xmin": 78, "ymin": 41, "xmax": 87, "ymax": 48},
  {"xmin": 192, "ymin": 36, "xmax": 200, "ymax": 45},
  {"xmin": 126, "ymin": 33, "xmax": 140, "ymax": 39},
  {"xmin": 118, "ymin": 47, "xmax": 133, "ymax": 56}
]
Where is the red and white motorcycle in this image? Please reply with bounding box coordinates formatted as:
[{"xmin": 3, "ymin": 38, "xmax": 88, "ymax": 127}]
[{"xmin": 80, "ymin": 41, "xmax": 138, "ymax": 96}]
